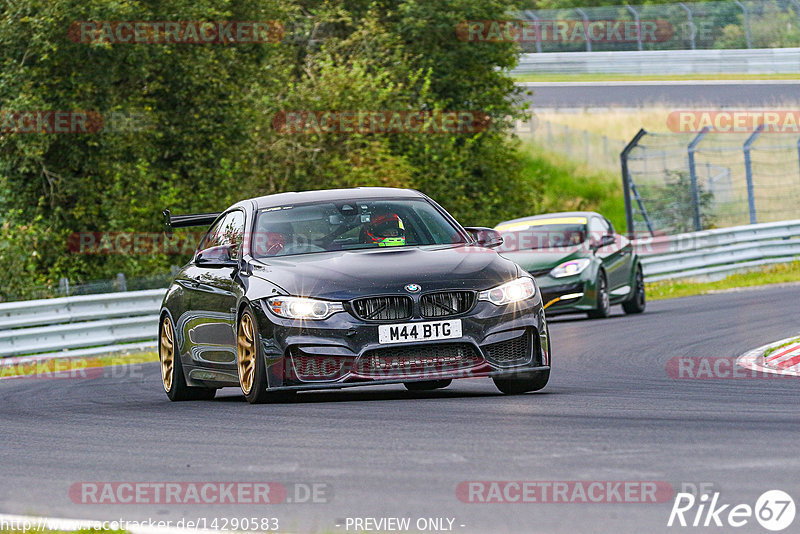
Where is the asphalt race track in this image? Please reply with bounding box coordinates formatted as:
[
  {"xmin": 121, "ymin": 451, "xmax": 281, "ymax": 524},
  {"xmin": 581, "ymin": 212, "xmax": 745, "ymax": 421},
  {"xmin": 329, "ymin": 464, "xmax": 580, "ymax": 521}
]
[
  {"xmin": 2, "ymin": 285, "xmax": 799, "ymax": 533},
  {"xmin": 518, "ymin": 81, "xmax": 800, "ymax": 108}
]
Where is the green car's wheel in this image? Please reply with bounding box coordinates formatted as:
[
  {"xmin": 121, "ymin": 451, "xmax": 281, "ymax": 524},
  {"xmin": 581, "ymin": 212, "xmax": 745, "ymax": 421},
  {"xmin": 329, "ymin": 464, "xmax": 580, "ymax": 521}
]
[
  {"xmin": 404, "ymin": 379, "xmax": 452, "ymax": 391},
  {"xmin": 493, "ymin": 370, "xmax": 550, "ymax": 395},
  {"xmin": 587, "ymin": 271, "xmax": 611, "ymax": 319},
  {"xmin": 160, "ymin": 316, "xmax": 216, "ymax": 402},
  {"xmin": 622, "ymin": 265, "xmax": 646, "ymax": 314}
]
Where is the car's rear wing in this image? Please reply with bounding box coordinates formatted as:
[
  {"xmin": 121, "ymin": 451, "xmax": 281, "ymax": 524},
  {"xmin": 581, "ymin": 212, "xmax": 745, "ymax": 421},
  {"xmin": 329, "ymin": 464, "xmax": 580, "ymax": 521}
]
[{"xmin": 162, "ymin": 209, "xmax": 221, "ymax": 230}]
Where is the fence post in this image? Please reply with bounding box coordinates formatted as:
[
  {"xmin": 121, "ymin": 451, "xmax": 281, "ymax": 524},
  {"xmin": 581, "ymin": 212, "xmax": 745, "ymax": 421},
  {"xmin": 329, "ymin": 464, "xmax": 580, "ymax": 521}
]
[
  {"xmin": 116, "ymin": 272, "xmax": 127, "ymax": 292},
  {"xmin": 621, "ymin": 128, "xmax": 648, "ymax": 238},
  {"xmin": 575, "ymin": 8, "xmax": 592, "ymax": 52},
  {"xmin": 524, "ymin": 10, "xmax": 543, "ymax": 54},
  {"xmin": 743, "ymin": 124, "xmax": 764, "ymax": 224},
  {"xmin": 678, "ymin": 2, "xmax": 696, "ymax": 50},
  {"xmin": 626, "ymin": 4, "xmax": 643, "ymax": 51},
  {"xmin": 734, "ymin": 0, "xmax": 753, "ymax": 48},
  {"xmin": 687, "ymin": 127, "xmax": 710, "ymax": 231}
]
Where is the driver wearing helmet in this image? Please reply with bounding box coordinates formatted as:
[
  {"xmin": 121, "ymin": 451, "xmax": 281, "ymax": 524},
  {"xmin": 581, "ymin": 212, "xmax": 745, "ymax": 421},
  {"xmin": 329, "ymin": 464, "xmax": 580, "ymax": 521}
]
[{"xmin": 361, "ymin": 212, "xmax": 406, "ymax": 247}]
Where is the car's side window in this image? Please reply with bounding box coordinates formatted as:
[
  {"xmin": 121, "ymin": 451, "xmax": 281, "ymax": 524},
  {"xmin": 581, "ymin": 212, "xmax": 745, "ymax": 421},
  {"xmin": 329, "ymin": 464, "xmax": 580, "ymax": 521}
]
[
  {"xmin": 588, "ymin": 217, "xmax": 608, "ymax": 241},
  {"xmin": 197, "ymin": 210, "xmax": 245, "ymax": 258}
]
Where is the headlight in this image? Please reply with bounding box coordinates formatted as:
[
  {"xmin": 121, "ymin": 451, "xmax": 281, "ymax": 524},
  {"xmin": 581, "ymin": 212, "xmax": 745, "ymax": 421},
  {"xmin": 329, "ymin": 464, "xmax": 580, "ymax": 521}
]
[
  {"xmin": 549, "ymin": 258, "xmax": 591, "ymax": 278},
  {"xmin": 266, "ymin": 296, "xmax": 344, "ymax": 320},
  {"xmin": 478, "ymin": 277, "xmax": 536, "ymax": 306}
]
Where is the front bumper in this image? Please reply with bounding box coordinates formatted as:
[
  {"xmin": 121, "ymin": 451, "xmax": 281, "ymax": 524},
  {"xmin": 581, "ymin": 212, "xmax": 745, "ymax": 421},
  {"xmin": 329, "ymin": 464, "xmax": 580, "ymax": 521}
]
[{"xmin": 253, "ymin": 297, "xmax": 549, "ymax": 390}]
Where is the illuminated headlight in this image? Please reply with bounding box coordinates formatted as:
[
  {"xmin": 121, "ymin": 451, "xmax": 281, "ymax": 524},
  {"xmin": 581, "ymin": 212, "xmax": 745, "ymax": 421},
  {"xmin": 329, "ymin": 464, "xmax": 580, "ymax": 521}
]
[
  {"xmin": 478, "ymin": 277, "xmax": 536, "ymax": 306},
  {"xmin": 549, "ymin": 258, "xmax": 591, "ymax": 278},
  {"xmin": 266, "ymin": 297, "xmax": 344, "ymax": 320}
]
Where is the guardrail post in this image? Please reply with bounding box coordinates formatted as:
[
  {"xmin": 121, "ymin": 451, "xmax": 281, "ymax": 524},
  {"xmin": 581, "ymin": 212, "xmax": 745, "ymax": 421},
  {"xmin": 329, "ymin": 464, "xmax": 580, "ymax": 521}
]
[
  {"xmin": 116, "ymin": 273, "xmax": 127, "ymax": 292},
  {"xmin": 687, "ymin": 127, "xmax": 710, "ymax": 232},
  {"xmin": 575, "ymin": 8, "xmax": 592, "ymax": 52},
  {"xmin": 59, "ymin": 277, "xmax": 70, "ymax": 297},
  {"xmin": 678, "ymin": 2, "xmax": 696, "ymax": 50},
  {"xmin": 625, "ymin": 4, "xmax": 643, "ymax": 51},
  {"xmin": 621, "ymin": 128, "xmax": 648, "ymax": 238},
  {"xmin": 734, "ymin": 0, "xmax": 753, "ymax": 48},
  {"xmin": 743, "ymin": 124, "xmax": 764, "ymax": 224}
]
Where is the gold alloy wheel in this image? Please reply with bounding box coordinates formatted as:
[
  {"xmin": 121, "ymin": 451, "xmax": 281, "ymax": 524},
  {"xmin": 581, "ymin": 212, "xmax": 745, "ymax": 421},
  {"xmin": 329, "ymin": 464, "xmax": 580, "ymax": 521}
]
[
  {"xmin": 237, "ymin": 313, "xmax": 256, "ymax": 394},
  {"xmin": 159, "ymin": 317, "xmax": 175, "ymax": 392}
]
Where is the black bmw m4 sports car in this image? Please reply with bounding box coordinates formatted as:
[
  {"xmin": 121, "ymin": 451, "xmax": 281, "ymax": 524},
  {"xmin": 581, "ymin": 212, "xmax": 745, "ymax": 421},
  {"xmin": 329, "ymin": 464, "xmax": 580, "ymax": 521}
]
[{"xmin": 159, "ymin": 188, "xmax": 551, "ymax": 403}]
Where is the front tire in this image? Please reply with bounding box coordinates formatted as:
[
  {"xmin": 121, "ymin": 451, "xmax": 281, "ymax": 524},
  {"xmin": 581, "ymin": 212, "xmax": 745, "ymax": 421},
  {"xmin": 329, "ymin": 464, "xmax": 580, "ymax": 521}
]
[
  {"xmin": 404, "ymin": 379, "xmax": 452, "ymax": 391},
  {"xmin": 493, "ymin": 370, "xmax": 550, "ymax": 395},
  {"xmin": 159, "ymin": 315, "xmax": 216, "ymax": 401},
  {"xmin": 622, "ymin": 265, "xmax": 646, "ymax": 314},
  {"xmin": 587, "ymin": 271, "xmax": 611, "ymax": 319},
  {"xmin": 237, "ymin": 306, "xmax": 271, "ymax": 404}
]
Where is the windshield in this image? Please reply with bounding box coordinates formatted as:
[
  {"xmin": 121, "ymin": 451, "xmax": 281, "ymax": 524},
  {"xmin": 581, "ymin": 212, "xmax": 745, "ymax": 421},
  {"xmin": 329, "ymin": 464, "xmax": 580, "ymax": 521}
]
[
  {"xmin": 251, "ymin": 198, "xmax": 466, "ymax": 257},
  {"xmin": 498, "ymin": 222, "xmax": 587, "ymax": 252}
]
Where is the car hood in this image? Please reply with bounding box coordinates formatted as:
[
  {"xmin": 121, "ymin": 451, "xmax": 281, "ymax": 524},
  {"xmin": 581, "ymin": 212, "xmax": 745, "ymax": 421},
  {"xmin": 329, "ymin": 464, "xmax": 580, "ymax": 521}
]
[
  {"xmin": 250, "ymin": 245, "xmax": 519, "ymax": 300},
  {"xmin": 500, "ymin": 247, "xmax": 586, "ymax": 274}
]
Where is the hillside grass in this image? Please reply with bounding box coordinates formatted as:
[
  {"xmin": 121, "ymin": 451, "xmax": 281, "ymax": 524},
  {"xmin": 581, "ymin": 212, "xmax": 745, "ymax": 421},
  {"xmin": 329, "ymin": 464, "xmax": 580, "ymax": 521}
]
[{"xmin": 517, "ymin": 142, "xmax": 626, "ymax": 231}]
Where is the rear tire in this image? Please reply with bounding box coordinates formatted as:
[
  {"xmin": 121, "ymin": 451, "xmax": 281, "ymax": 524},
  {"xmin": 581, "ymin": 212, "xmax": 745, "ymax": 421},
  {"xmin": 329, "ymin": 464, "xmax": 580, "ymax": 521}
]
[
  {"xmin": 159, "ymin": 315, "xmax": 216, "ymax": 401},
  {"xmin": 587, "ymin": 271, "xmax": 611, "ymax": 319},
  {"xmin": 622, "ymin": 265, "xmax": 646, "ymax": 314},
  {"xmin": 404, "ymin": 379, "xmax": 452, "ymax": 391},
  {"xmin": 493, "ymin": 370, "xmax": 550, "ymax": 395}
]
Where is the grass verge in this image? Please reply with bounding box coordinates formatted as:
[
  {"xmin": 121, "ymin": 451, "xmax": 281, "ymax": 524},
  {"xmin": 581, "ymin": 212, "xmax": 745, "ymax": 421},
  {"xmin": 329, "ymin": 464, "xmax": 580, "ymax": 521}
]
[
  {"xmin": 646, "ymin": 261, "xmax": 800, "ymax": 300},
  {"xmin": 763, "ymin": 336, "xmax": 800, "ymax": 358},
  {"xmin": 0, "ymin": 351, "xmax": 158, "ymax": 379},
  {"xmin": 513, "ymin": 73, "xmax": 800, "ymax": 83}
]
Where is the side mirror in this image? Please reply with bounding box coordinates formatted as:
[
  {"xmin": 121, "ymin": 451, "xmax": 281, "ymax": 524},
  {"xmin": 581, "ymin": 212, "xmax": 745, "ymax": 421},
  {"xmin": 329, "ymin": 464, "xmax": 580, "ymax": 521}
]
[
  {"xmin": 464, "ymin": 227, "xmax": 504, "ymax": 249},
  {"xmin": 196, "ymin": 244, "xmax": 236, "ymax": 267},
  {"xmin": 592, "ymin": 234, "xmax": 616, "ymax": 251}
]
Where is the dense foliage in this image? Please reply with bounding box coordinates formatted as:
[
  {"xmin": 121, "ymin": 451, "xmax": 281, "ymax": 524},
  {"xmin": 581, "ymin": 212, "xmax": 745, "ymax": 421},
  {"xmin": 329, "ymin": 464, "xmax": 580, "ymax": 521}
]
[{"xmin": 0, "ymin": 0, "xmax": 540, "ymax": 300}]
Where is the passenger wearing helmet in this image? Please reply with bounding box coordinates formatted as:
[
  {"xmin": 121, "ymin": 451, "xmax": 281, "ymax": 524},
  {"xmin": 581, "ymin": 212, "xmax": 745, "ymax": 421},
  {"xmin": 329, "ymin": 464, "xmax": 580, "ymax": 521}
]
[{"xmin": 361, "ymin": 213, "xmax": 406, "ymax": 247}]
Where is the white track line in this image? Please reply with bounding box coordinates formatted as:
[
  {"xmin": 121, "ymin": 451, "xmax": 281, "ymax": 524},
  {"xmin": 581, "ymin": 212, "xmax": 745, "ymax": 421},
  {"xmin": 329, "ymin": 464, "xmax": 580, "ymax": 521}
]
[{"xmin": 736, "ymin": 335, "xmax": 800, "ymax": 377}]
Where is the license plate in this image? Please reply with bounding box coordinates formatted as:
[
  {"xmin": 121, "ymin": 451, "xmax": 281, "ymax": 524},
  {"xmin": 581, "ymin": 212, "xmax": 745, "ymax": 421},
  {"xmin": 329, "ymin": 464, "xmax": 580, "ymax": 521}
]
[{"xmin": 378, "ymin": 319, "xmax": 462, "ymax": 344}]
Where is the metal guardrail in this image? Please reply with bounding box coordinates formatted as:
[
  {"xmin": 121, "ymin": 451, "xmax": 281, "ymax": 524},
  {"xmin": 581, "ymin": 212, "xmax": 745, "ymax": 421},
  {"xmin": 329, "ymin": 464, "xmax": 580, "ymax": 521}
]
[
  {"xmin": 512, "ymin": 48, "xmax": 800, "ymax": 75},
  {"xmin": 0, "ymin": 289, "xmax": 165, "ymax": 359},
  {"xmin": 1, "ymin": 221, "xmax": 798, "ymax": 359},
  {"xmin": 637, "ymin": 219, "xmax": 800, "ymax": 281}
]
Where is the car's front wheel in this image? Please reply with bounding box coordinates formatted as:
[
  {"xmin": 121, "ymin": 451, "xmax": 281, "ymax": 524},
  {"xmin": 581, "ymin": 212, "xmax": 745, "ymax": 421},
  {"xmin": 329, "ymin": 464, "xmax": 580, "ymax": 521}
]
[
  {"xmin": 404, "ymin": 379, "xmax": 452, "ymax": 391},
  {"xmin": 493, "ymin": 370, "xmax": 550, "ymax": 395},
  {"xmin": 159, "ymin": 315, "xmax": 216, "ymax": 401},
  {"xmin": 622, "ymin": 265, "xmax": 646, "ymax": 314},
  {"xmin": 587, "ymin": 270, "xmax": 611, "ymax": 319}
]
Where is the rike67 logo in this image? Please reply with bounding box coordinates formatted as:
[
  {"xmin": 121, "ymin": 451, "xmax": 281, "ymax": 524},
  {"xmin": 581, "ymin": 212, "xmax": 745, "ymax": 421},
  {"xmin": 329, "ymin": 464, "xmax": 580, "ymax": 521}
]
[{"xmin": 668, "ymin": 490, "xmax": 795, "ymax": 531}]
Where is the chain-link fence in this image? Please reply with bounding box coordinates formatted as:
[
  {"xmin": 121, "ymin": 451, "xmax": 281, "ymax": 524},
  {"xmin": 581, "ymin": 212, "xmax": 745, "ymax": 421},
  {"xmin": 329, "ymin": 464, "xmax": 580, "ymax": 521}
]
[
  {"xmin": 516, "ymin": 0, "xmax": 800, "ymax": 53},
  {"xmin": 1, "ymin": 271, "xmax": 176, "ymax": 303},
  {"xmin": 622, "ymin": 129, "xmax": 800, "ymax": 236}
]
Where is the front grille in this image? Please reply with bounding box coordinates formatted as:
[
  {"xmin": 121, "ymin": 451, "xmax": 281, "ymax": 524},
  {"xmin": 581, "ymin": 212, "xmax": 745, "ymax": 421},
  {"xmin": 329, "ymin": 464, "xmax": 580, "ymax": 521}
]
[
  {"xmin": 354, "ymin": 343, "xmax": 483, "ymax": 378},
  {"xmin": 420, "ymin": 291, "xmax": 476, "ymax": 318},
  {"xmin": 352, "ymin": 296, "xmax": 412, "ymax": 321},
  {"xmin": 482, "ymin": 332, "xmax": 532, "ymax": 367}
]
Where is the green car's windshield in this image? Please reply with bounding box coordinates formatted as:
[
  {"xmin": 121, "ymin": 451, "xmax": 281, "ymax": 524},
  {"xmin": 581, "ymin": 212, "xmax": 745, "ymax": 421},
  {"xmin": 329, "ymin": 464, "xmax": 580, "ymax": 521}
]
[
  {"xmin": 252, "ymin": 198, "xmax": 466, "ymax": 257},
  {"xmin": 498, "ymin": 222, "xmax": 587, "ymax": 252}
]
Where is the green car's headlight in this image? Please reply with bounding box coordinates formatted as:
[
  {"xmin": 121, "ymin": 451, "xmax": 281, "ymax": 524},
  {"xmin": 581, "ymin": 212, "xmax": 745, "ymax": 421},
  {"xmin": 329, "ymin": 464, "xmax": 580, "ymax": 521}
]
[
  {"xmin": 550, "ymin": 258, "xmax": 591, "ymax": 278},
  {"xmin": 266, "ymin": 296, "xmax": 344, "ymax": 320},
  {"xmin": 478, "ymin": 277, "xmax": 536, "ymax": 306}
]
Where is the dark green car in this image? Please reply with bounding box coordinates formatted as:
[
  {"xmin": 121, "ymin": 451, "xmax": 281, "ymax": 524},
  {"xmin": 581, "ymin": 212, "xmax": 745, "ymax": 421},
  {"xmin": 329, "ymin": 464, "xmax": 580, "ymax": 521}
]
[{"xmin": 495, "ymin": 211, "xmax": 645, "ymax": 319}]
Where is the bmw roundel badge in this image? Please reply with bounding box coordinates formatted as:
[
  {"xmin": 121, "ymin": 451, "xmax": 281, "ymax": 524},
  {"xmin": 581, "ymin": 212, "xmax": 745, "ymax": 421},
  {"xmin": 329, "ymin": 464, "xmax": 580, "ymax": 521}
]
[{"xmin": 405, "ymin": 284, "xmax": 421, "ymax": 293}]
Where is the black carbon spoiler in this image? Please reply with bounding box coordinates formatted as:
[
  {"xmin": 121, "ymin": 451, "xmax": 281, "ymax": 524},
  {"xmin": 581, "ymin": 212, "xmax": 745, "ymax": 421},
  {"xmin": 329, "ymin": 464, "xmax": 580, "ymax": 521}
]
[{"xmin": 162, "ymin": 209, "xmax": 221, "ymax": 230}]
